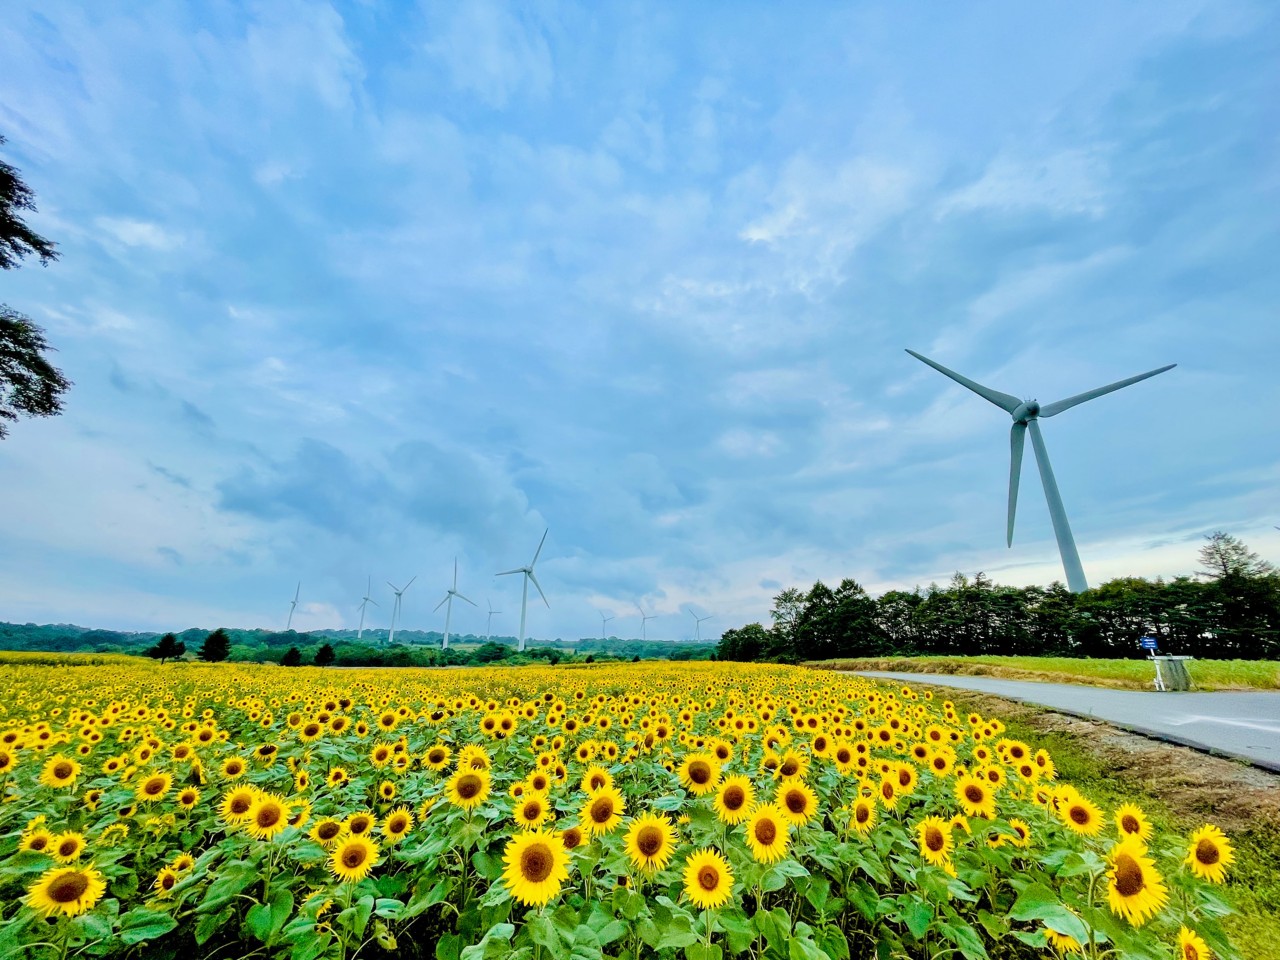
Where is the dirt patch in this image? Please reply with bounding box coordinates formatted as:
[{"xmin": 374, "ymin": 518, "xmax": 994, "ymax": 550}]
[{"xmin": 943, "ymin": 690, "xmax": 1280, "ymax": 829}]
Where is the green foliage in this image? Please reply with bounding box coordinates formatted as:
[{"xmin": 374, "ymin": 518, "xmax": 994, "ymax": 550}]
[
  {"xmin": 313, "ymin": 643, "xmax": 335, "ymax": 667},
  {"xmin": 721, "ymin": 536, "xmax": 1280, "ymax": 663},
  {"xmin": 280, "ymin": 646, "xmax": 302, "ymax": 667},
  {"xmin": 146, "ymin": 632, "xmax": 186, "ymax": 664},
  {"xmin": 197, "ymin": 628, "xmax": 231, "ymax": 663}
]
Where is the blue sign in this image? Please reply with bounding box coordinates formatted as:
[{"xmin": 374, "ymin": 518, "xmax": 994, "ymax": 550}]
[{"xmin": 1139, "ymin": 636, "xmax": 1159, "ymax": 650}]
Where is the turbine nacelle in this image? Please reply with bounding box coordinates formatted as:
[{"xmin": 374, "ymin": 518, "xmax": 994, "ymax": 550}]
[{"xmin": 1011, "ymin": 400, "xmax": 1040, "ymax": 423}]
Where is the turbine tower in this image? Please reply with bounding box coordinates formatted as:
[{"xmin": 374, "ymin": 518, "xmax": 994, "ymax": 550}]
[
  {"xmin": 691, "ymin": 611, "xmax": 713, "ymax": 642},
  {"xmin": 286, "ymin": 582, "xmax": 301, "ymax": 631},
  {"xmin": 434, "ymin": 558, "xmax": 476, "ymax": 650},
  {"xmin": 635, "ymin": 602, "xmax": 656, "ymax": 642},
  {"xmin": 600, "ymin": 612, "xmax": 614, "ymax": 641},
  {"xmin": 386, "ymin": 577, "xmax": 416, "ymax": 645},
  {"xmin": 485, "ymin": 599, "xmax": 502, "ymax": 643},
  {"xmin": 906, "ymin": 349, "xmax": 1175, "ymax": 593},
  {"xmin": 496, "ymin": 529, "xmax": 549, "ymax": 652},
  {"xmin": 357, "ymin": 576, "xmax": 378, "ymax": 640}
]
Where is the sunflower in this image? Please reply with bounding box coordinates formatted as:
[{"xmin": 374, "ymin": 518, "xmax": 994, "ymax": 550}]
[
  {"xmin": 381, "ymin": 807, "xmax": 414, "ymax": 844},
  {"xmin": 345, "ymin": 811, "xmax": 377, "ymax": 836},
  {"xmin": 423, "ymin": 744, "xmax": 452, "ymax": 770},
  {"xmin": 775, "ymin": 750, "xmax": 809, "ymax": 780},
  {"xmin": 329, "ymin": 835, "xmax": 380, "ymax": 883},
  {"xmin": 20, "ymin": 828, "xmax": 55, "ymax": 855},
  {"xmin": 624, "ymin": 813, "xmax": 677, "ymax": 874},
  {"xmin": 559, "ymin": 825, "xmax": 584, "ymax": 851},
  {"xmin": 580, "ymin": 765, "xmax": 613, "ymax": 794},
  {"xmin": 39, "ymin": 755, "xmax": 81, "ymax": 789},
  {"xmin": 848, "ymin": 797, "xmax": 877, "ymax": 836},
  {"xmin": 917, "ymin": 816, "xmax": 953, "ymax": 866},
  {"xmin": 219, "ymin": 786, "xmax": 258, "ymax": 826},
  {"xmin": 136, "ymin": 771, "xmax": 172, "ymax": 803},
  {"xmin": 220, "ymin": 757, "xmax": 247, "ymax": 779},
  {"xmin": 153, "ymin": 867, "xmax": 179, "ymax": 898},
  {"xmin": 176, "ymin": 787, "xmax": 200, "ymax": 810},
  {"xmin": 26, "ymin": 865, "xmax": 107, "ymax": 917},
  {"xmin": 678, "ymin": 753, "xmax": 721, "ymax": 796},
  {"xmin": 1006, "ymin": 818, "xmax": 1032, "ymax": 849},
  {"xmin": 310, "ymin": 817, "xmax": 346, "ymax": 847},
  {"xmin": 513, "ymin": 793, "xmax": 551, "ymax": 830},
  {"xmin": 1111, "ymin": 803, "xmax": 1152, "ymax": 843},
  {"xmin": 954, "ymin": 774, "xmax": 996, "ymax": 820},
  {"xmin": 714, "ymin": 776, "xmax": 755, "ymax": 826},
  {"xmin": 502, "ymin": 828, "xmax": 571, "ymax": 907},
  {"xmin": 1059, "ymin": 792, "xmax": 1103, "ymax": 836},
  {"xmin": 1185, "ymin": 824, "xmax": 1233, "ymax": 884},
  {"xmin": 50, "ymin": 832, "xmax": 86, "ymax": 864},
  {"xmin": 246, "ymin": 792, "xmax": 290, "ymax": 841},
  {"xmin": 581, "ymin": 785, "xmax": 626, "ymax": 837},
  {"xmin": 377, "ymin": 780, "xmax": 397, "ymax": 801},
  {"xmin": 171, "ymin": 853, "xmax": 195, "ymax": 872},
  {"xmin": 682, "ymin": 848, "xmax": 734, "ymax": 910},
  {"xmin": 1178, "ymin": 926, "xmax": 1211, "ymax": 960},
  {"xmin": 446, "ymin": 768, "xmax": 492, "ymax": 812},
  {"xmin": 744, "ymin": 804, "xmax": 791, "ymax": 863},
  {"xmin": 1043, "ymin": 926, "xmax": 1083, "ymax": 955},
  {"xmin": 775, "ymin": 779, "xmax": 818, "ymax": 826},
  {"xmin": 1106, "ymin": 837, "xmax": 1169, "ymax": 927}
]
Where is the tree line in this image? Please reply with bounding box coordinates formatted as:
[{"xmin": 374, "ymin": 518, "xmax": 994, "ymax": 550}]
[{"xmin": 718, "ymin": 532, "xmax": 1279, "ymax": 663}]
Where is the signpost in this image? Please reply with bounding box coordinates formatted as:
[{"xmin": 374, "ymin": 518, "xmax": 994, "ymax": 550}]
[{"xmin": 1141, "ymin": 636, "xmax": 1194, "ymax": 691}]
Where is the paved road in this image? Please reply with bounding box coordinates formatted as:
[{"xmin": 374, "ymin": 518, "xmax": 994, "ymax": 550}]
[{"xmin": 855, "ymin": 671, "xmax": 1280, "ymax": 772}]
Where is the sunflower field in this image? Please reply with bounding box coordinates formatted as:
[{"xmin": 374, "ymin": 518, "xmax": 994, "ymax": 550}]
[{"xmin": 0, "ymin": 658, "xmax": 1239, "ymax": 960}]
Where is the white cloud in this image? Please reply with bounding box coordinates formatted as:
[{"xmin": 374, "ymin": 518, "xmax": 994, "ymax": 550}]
[
  {"xmin": 95, "ymin": 217, "xmax": 183, "ymax": 250},
  {"xmin": 424, "ymin": 1, "xmax": 553, "ymax": 109},
  {"xmin": 939, "ymin": 147, "xmax": 1111, "ymax": 219}
]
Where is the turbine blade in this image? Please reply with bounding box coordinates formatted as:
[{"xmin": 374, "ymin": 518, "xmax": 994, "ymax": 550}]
[
  {"xmin": 1040, "ymin": 364, "xmax": 1176, "ymax": 418},
  {"xmin": 452, "ymin": 557, "xmax": 458, "ymax": 588},
  {"xmin": 1008, "ymin": 421, "xmax": 1026, "ymax": 547},
  {"xmin": 531, "ymin": 528, "xmax": 548, "ymax": 566},
  {"xmin": 905, "ymin": 349, "xmax": 1022, "ymax": 413},
  {"xmin": 457, "ymin": 593, "xmax": 477, "ymax": 606},
  {"xmin": 434, "ymin": 596, "xmax": 449, "ymax": 612},
  {"xmin": 368, "ymin": 598, "xmax": 379, "ymax": 606},
  {"xmin": 404, "ymin": 576, "xmax": 416, "ymax": 590},
  {"xmin": 528, "ymin": 571, "xmax": 550, "ymax": 607},
  {"xmin": 387, "ymin": 581, "xmax": 398, "ymax": 591},
  {"xmin": 495, "ymin": 568, "xmax": 522, "ymax": 577}
]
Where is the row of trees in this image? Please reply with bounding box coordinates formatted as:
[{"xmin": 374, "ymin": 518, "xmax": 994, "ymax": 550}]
[{"xmin": 718, "ymin": 532, "xmax": 1280, "ymax": 662}]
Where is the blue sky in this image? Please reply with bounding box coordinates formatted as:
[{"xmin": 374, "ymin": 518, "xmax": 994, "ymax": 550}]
[{"xmin": 1, "ymin": 1, "xmax": 1277, "ymax": 641}]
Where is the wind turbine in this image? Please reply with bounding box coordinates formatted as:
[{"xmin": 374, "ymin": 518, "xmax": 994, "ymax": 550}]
[
  {"xmin": 906, "ymin": 349, "xmax": 1175, "ymax": 593},
  {"xmin": 386, "ymin": 577, "xmax": 416, "ymax": 645},
  {"xmin": 357, "ymin": 576, "xmax": 378, "ymax": 640},
  {"xmin": 434, "ymin": 558, "xmax": 476, "ymax": 650},
  {"xmin": 599, "ymin": 612, "xmax": 614, "ymax": 641},
  {"xmin": 635, "ymin": 602, "xmax": 656, "ymax": 642},
  {"xmin": 496, "ymin": 529, "xmax": 549, "ymax": 652},
  {"xmin": 286, "ymin": 582, "xmax": 301, "ymax": 631},
  {"xmin": 485, "ymin": 599, "xmax": 502, "ymax": 642},
  {"xmin": 690, "ymin": 611, "xmax": 713, "ymax": 642}
]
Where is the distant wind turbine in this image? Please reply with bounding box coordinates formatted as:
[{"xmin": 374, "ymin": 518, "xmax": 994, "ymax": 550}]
[
  {"xmin": 434, "ymin": 558, "xmax": 476, "ymax": 650},
  {"xmin": 286, "ymin": 582, "xmax": 301, "ymax": 631},
  {"xmin": 600, "ymin": 612, "xmax": 614, "ymax": 641},
  {"xmin": 690, "ymin": 611, "xmax": 713, "ymax": 642},
  {"xmin": 635, "ymin": 602, "xmax": 656, "ymax": 642},
  {"xmin": 496, "ymin": 529, "xmax": 549, "ymax": 652},
  {"xmin": 386, "ymin": 577, "xmax": 416, "ymax": 645},
  {"xmin": 357, "ymin": 576, "xmax": 378, "ymax": 640},
  {"xmin": 906, "ymin": 349, "xmax": 1175, "ymax": 593},
  {"xmin": 485, "ymin": 599, "xmax": 502, "ymax": 643}
]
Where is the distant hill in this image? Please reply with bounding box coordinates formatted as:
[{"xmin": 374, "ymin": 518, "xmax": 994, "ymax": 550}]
[{"xmin": 0, "ymin": 622, "xmax": 714, "ymax": 660}]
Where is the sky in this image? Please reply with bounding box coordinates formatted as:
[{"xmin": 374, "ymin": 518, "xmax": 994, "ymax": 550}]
[{"xmin": 1, "ymin": 1, "xmax": 1277, "ymax": 642}]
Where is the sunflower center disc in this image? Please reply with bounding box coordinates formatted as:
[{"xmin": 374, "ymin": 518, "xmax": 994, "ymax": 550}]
[
  {"xmin": 856, "ymin": 806, "xmax": 870, "ymax": 825},
  {"xmin": 965, "ymin": 786, "xmax": 984, "ymax": 804},
  {"xmin": 690, "ymin": 763, "xmax": 710, "ymax": 784},
  {"xmin": 1114, "ymin": 855, "xmax": 1145, "ymax": 897},
  {"xmin": 1196, "ymin": 839, "xmax": 1220, "ymax": 865},
  {"xmin": 1121, "ymin": 815, "xmax": 1140, "ymax": 834},
  {"xmin": 723, "ymin": 787, "xmax": 745, "ymax": 810},
  {"xmin": 637, "ymin": 826, "xmax": 663, "ymax": 856},
  {"xmin": 698, "ymin": 866, "xmax": 720, "ymax": 891},
  {"xmin": 343, "ymin": 847, "xmax": 366, "ymax": 869},
  {"xmin": 457, "ymin": 776, "xmax": 480, "ymax": 799},
  {"xmin": 590, "ymin": 798, "xmax": 613, "ymax": 823},
  {"xmin": 786, "ymin": 791, "xmax": 806, "ymax": 814},
  {"xmin": 521, "ymin": 844, "xmax": 553, "ymax": 883},
  {"xmin": 755, "ymin": 819, "xmax": 777, "ymax": 844},
  {"xmin": 1070, "ymin": 806, "xmax": 1090, "ymax": 825},
  {"xmin": 51, "ymin": 873, "xmax": 90, "ymax": 903},
  {"xmin": 926, "ymin": 827, "xmax": 945, "ymax": 852}
]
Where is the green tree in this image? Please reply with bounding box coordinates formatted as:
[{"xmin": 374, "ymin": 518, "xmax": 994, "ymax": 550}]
[
  {"xmin": 197, "ymin": 628, "xmax": 231, "ymax": 662},
  {"xmin": 280, "ymin": 646, "xmax": 302, "ymax": 667},
  {"xmin": 1197, "ymin": 531, "xmax": 1276, "ymax": 580},
  {"xmin": 1, "ymin": 135, "xmax": 71, "ymax": 438},
  {"xmin": 145, "ymin": 632, "xmax": 185, "ymax": 664},
  {"xmin": 314, "ymin": 643, "xmax": 336, "ymax": 667}
]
